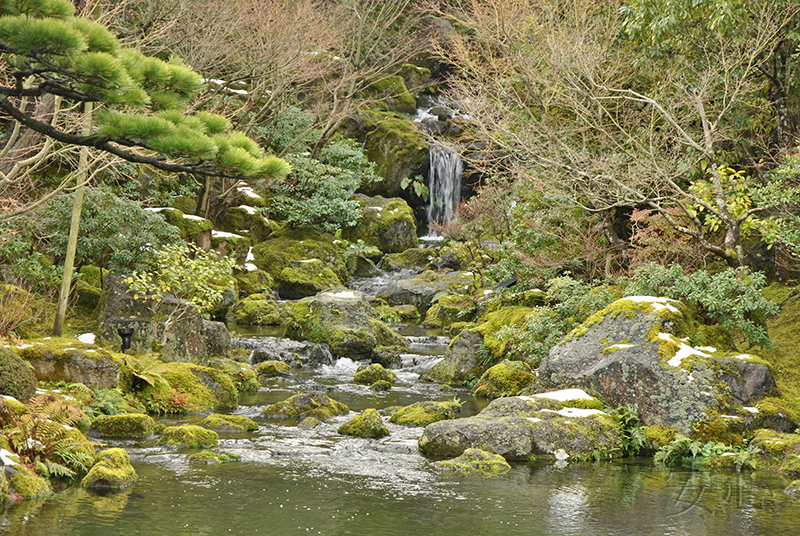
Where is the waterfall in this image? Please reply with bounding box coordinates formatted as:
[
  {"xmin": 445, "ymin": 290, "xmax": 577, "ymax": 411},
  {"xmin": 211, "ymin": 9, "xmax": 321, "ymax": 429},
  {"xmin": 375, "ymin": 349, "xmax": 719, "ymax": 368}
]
[{"xmin": 426, "ymin": 144, "xmax": 463, "ymax": 229}]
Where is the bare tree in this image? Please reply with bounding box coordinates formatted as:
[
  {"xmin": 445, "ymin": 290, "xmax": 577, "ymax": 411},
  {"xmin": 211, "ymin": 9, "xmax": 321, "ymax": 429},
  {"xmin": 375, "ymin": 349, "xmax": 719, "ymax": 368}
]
[{"xmin": 430, "ymin": 0, "xmax": 800, "ymax": 268}]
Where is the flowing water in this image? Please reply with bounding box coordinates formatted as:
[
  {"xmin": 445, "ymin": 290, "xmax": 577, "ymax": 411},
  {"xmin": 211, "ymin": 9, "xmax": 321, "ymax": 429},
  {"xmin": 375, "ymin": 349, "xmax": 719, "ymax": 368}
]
[
  {"xmin": 4, "ymin": 333, "xmax": 800, "ymax": 535},
  {"xmin": 426, "ymin": 144, "xmax": 463, "ymax": 229}
]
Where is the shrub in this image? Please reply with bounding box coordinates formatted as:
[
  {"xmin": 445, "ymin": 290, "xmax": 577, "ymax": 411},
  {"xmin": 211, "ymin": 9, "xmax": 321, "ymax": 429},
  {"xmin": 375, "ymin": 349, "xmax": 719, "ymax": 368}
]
[{"xmin": 0, "ymin": 347, "xmax": 37, "ymax": 402}]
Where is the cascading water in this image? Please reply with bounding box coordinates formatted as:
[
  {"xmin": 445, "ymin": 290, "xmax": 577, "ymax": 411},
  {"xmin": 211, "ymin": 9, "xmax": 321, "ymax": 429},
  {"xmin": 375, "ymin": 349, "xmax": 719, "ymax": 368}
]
[{"xmin": 426, "ymin": 144, "xmax": 463, "ymax": 232}]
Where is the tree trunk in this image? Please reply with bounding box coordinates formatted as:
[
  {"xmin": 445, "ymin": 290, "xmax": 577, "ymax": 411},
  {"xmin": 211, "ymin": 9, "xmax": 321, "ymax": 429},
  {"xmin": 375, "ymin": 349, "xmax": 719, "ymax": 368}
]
[{"xmin": 53, "ymin": 102, "xmax": 92, "ymax": 336}]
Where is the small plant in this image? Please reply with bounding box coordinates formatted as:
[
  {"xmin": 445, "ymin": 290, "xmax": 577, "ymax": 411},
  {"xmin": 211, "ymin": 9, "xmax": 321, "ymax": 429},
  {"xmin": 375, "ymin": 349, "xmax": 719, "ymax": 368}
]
[
  {"xmin": 400, "ymin": 174, "xmax": 429, "ymax": 202},
  {"xmin": 609, "ymin": 405, "xmax": 646, "ymax": 457},
  {"xmin": 147, "ymin": 392, "xmax": 199, "ymax": 415},
  {"xmin": 654, "ymin": 434, "xmax": 757, "ymax": 471}
]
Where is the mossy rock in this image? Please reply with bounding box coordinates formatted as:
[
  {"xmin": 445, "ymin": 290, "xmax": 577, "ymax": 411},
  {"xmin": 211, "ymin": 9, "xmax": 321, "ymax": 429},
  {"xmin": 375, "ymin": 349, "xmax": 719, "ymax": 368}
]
[
  {"xmin": 170, "ymin": 195, "xmax": 197, "ymax": 214},
  {"xmin": 211, "ymin": 230, "xmax": 251, "ymax": 264},
  {"xmin": 421, "ymin": 329, "xmax": 484, "ymax": 385},
  {"xmin": 342, "ymin": 195, "xmax": 418, "ymax": 254},
  {"xmin": 0, "ymin": 347, "xmax": 36, "ymax": 402},
  {"xmin": 298, "ymin": 416, "xmax": 323, "ymax": 428},
  {"xmin": 338, "ymin": 408, "xmax": 389, "ymax": 438},
  {"xmin": 424, "ymin": 295, "xmax": 477, "ymax": 329},
  {"xmin": 370, "ymin": 380, "xmax": 393, "ymax": 391},
  {"xmin": 159, "ymin": 424, "xmax": 219, "ymax": 449},
  {"xmin": 354, "ymin": 363, "xmax": 397, "ymax": 385},
  {"xmin": 216, "ymin": 205, "xmax": 272, "ymax": 243},
  {"xmin": 76, "ymin": 266, "xmax": 108, "ymax": 312},
  {"xmin": 390, "ymin": 399, "xmax": 462, "ymax": 426},
  {"xmin": 156, "ymin": 208, "xmax": 213, "ymax": 240},
  {"xmin": 362, "ymin": 118, "xmax": 429, "ymax": 198},
  {"xmin": 136, "ymin": 362, "xmax": 239, "ymax": 411},
  {"xmin": 9, "ymin": 471, "xmax": 51, "ymax": 499},
  {"xmin": 0, "ymin": 394, "xmax": 27, "ymax": 414},
  {"xmin": 81, "ymin": 448, "xmax": 138, "ymax": 491},
  {"xmin": 282, "ymin": 289, "xmax": 408, "ymax": 360},
  {"xmin": 368, "ymin": 74, "xmax": 417, "ymax": 114},
  {"xmin": 199, "ymin": 413, "xmax": 258, "ymax": 432},
  {"xmin": 371, "ymin": 345, "xmax": 403, "ymax": 369},
  {"xmin": 398, "ymin": 63, "xmax": 432, "ymax": 96},
  {"xmin": 276, "ymin": 259, "xmax": 342, "ymax": 300},
  {"xmin": 235, "ymin": 270, "xmax": 275, "ymax": 297},
  {"xmin": 11, "ymin": 336, "xmax": 125, "ymax": 390},
  {"xmin": 261, "ymin": 391, "xmax": 349, "ymax": 420},
  {"xmin": 254, "ymin": 360, "xmax": 294, "ymax": 378},
  {"xmin": 750, "ymin": 429, "xmax": 800, "ymax": 475},
  {"xmin": 250, "ymin": 227, "xmax": 345, "ymax": 282},
  {"xmin": 233, "ymin": 294, "xmax": 282, "ymax": 325},
  {"xmin": 382, "ymin": 248, "xmax": 432, "ymax": 271},
  {"xmin": 188, "ymin": 450, "xmax": 239, "ymax": 464},
  {"xmin": 786, "ymin": 480, "xmax": 800, "ymax": 498},
  {"xmin": 91, "ymin": 413, "xmax": 156, "ymax": 439},
  {"xmin": 435, "ymin": 448, "xmax": 511, "ymax": 475},
  {"xmin": 473, "ymin": 361, "xmax": 535, "ymax": 398},
  {"xmin": 473, "ymin": 307, "xmax": 533, "ymax": 361},
  {"xmin": 393, "ymin": 304, "xmax": 421, "ymax": 322},
  {"xmin": 208, "ymin": 358, "xmax": 259, "ymax": 394}
]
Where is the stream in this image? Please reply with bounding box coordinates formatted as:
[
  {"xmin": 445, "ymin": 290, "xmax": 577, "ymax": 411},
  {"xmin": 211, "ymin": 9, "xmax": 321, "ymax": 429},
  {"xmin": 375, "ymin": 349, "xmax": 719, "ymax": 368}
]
[{"xmin": 4, "ymin": 309, "xmax": 800, "ymax": 534}]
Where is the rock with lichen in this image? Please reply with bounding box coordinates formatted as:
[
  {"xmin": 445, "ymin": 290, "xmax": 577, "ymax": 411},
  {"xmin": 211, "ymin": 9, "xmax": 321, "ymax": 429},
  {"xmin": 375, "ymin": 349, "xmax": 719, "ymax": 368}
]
[
  {"xmin": 418, "ymin": 395, "xmax": 621, "ymax": 461},
  {"xmin": 199, "ymin": 413, "xmax": 258, "ymax": 432},
  {"xmin": 390, "ymin": 399, "xmax": 462, "ymax": 426},
  {"xmin": 338, "ymin": 408, "xmax": 389, "ymax": 438},
  {"xmin": 91, "ymin": 413, "xmax": 156, "ymax": 439},
  {"xmin": 472, "ymin": 361, "xmax": 535, "ymax": 398},
  {"xmin": 261, "ymin": 391, "xmax": 349, "ymax": 420},
  {"xmin": 536, "ymin": 296, "xmax": 779, "ymax": 434},
  {"xmin": 435, "ymin": 448, "xmax": 511, "ymax": 475},
  {"xmin": 354, "ymin": 363, "xmax": 396, "ymax": 385},
  {"xmin": 254, "ymin": 360, "xmax": 294, "ymax": 378},
  {"xmin": 341, "ymin": 195, "xmax": 418, "ymax": 253},
  {"xmin": 81, "ymin": 448, "xmax": 138, "ymax": 491},
  {"xmin": 159, "ymin": 425, "xmax": 219, "ymax": 449},
  {"xmin": 282, "ymin": 289, "xmax": 407, "ymax": 360}
]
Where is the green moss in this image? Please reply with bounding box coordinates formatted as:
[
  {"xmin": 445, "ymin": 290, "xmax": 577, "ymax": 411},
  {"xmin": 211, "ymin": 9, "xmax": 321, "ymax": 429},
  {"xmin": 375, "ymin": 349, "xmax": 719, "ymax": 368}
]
[
  {"xmin": 472, "ymin": 361, "xmax": 535, "ymax": 398},
  {"xmin": 235, "ymin": 270, "xmax": 276, "ymax": 297},
  {"xmin": 369, "ymin": 380, "xmax": 391, "ymax": 391},
  {"xmin": 159, "ymin": 424, "xmax": 219, "ymax": 448},
  {"xmin": 187, "ymin": 449, "xmax": 239, "ymax": 464},
  {"xmin": 234, "ymin": 295, "xmax": 282, "ymax": 325},
  {"xmin": 643, "ymin": 425, "xmax": 679, "ymax": 451},
  {"xmin": 91, "ymin": 413, "xmax": 156, "ymax": 438},
  {"xmin": 436, "ymin": 448, "xmax": 511, "ymax": 475},
  {"xmin": 137, "ymin": 362, "xmax": 239, "ymax": 412},
  {"xmin": 354, "ymin": 363, "xmax": 397, "ymax": 385},
  {"xmin": 261, "ymin": 391, "xmax": 349, "ymax": 420},
  {"xmin": 9, "ymin": 472, "xmax": 51, "ymax": 499},
  {"xmin": 751, "ymin": 429, "xmax": 800, "ymax": 475},
  {"xmin": 342, "ymin": 196, "xmax": 418, "ymax": 253},
  {"xmin": 381, "ymin": 248, "xmax": 431, "ymax": 271},
  {"xmin": 363, "ymin": 118, "xmax": 428, "ymax": 191},
  {"xmin": 389, "ymin": 400, "xmax": 462, "ymax": 426},
  {"xmin": 208, "ymin": 358, "xmax": 259, "ymax": 394},
  {"xmin": 254, "ymin": 360, "xmax": 294, "ymax": 377},
  {"xmin": 159, "ymin": 208, "xmax": 212, "ymax": 239},
  {"xmin": 250, "ymin": 228, "xmax": 345, "ymax": 281},
  {"xmin": 276, "ymin": 260, "xmax": 342, "ymax": 299},
  {"xmin": 474, "ymin": 307, "xmax": 533, "ymax": 360},
  {"xmin": 298, "ymin": 416, "xmax": 322, "ymax": 428},
  {"xmin": 199, "ymin": 413, "xmax": 258, "ymax": 432},
  {"xmin": 757, "ymin": 397, "xmax": 799, "ymax": 423},
  {"xmin": 338, "ymin": 408, "xmax": 389, "ymax": 438},
  {"xmin": 368, "ymin": 74, "xmax": 416, "ymax": 114},
  {"xmin": 0, "ymin": 347, "xmax": 36, "ymax": 402},
  {"xmin": 424, "ymin": 295, "xmax": 475, "ymax": 328},
  {"xmin": 170, "ymin": 195, "xmax": 197, "ymax": 214},
  {"xmin": 81, "ymin": 448, "xmax": 138, "ymax": 490}
]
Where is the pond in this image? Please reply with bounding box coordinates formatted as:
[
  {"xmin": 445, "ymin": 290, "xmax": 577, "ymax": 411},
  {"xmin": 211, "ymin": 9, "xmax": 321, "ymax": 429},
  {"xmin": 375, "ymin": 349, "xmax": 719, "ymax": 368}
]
[{"xmin": 3, "ymin": 339, "xmax": 800, "ymax": 535}]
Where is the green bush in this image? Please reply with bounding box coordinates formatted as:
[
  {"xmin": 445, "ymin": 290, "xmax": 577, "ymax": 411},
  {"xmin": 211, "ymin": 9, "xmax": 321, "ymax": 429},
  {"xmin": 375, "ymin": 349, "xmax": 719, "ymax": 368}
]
[{"xmin": 0, "ymin": 347, "xmax": 37, "ymax": 402}]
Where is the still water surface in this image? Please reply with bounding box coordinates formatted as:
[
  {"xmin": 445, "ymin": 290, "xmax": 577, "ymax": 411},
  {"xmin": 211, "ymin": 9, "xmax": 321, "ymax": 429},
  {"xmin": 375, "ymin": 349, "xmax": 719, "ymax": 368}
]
[{"xmin": 3, "ymin": 349, "xmax": 800, "ymax": 535}]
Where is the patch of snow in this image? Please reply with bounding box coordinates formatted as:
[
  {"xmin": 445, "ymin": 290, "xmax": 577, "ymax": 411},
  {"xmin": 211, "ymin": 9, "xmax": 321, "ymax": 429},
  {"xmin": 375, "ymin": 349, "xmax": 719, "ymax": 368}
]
[
  {"xmin": 0, "ymin": 449, "xmax": 20, "ymax": 467},
  {"xmin": 237, "ymin": 186, "xmax": 263, "ymax": 199},
  {"xmin": 144, "ymin": 207, "xmax": 170, "ymax": 212},
  {"xmin": 15, "ymin": 344, "xmax": 32, "ymax": 349},
  {"xmin": 239, "ymin": 205, "xmax": 258, "ymax": 215},
  {"xmin": 556, "ymin": 407, "xmax": 606, "ymax": 418},
  {"xmin": 607, "ymin": 343, "xmax": 634, "ymax": 350},
  {"xmin": 328, "ymin": 290, "xmax": 358, "ymax": 299},
  {"xmin": 246, "ymin": 247, "xmax": 255, "ymax": 262},
  {"xmin": 734, "ymin": 354, "xmax": 754, "ymax": 360},
  {"xmin": 744, "ymin": 407, "xmax": 760, "ymax": 414},
  {"xmin": 298, "ymin": 259, "xmax": 319, "ymax": 263},
  {"xmin": 228, "ymin": 88, "xmax": 248, "ymax": 95},
  {"xmin": 722, "ymin": 415, "xmax": 744, "ymax": 419},
  {"xmin": 527, "ymin": 418, "xmax": 542, "ymax": 423},
  {"xmin": 1, "ymin": 394, "xmax": 18, "ymax": 402},
  {"xmin": 76, "ymin": 333, "xmax": 96, "ymax": 344},
  {"xmin": 183, "ymin": 214, "xmax": 206, "ymax": 221},
  {"xmin": 212, "ymin": 230, "xmax": 244, "ymax": 239},
  {"xmin": 530, "ymin": 388, "xmax": 595, "ymax": 402},
  {"xmin": 245, "ymin": 263, "xmax": 258, "ymax": 272},
  {"xmin": 695, "ymin": 346, "xmax": 717, "ymax": 353},
  {"xmin": 623, "ymin": 296, "xmax": 679, "ymax": 313},
  {"xmin": 658, "ymin": 333, "xmax": 711, "ymax": 367},
  {"xmin": 483, "ymin": 290, "xmax": 494, "ymax": 295}
]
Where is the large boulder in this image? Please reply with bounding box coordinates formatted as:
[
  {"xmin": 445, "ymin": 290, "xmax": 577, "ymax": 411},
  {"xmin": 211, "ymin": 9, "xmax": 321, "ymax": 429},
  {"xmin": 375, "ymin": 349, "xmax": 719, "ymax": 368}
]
[
  {"xmin": 362, "ymin": 118, "xmax": 428, "ymax": 199},
  {"xmin": 276, "ymin": 259, "xmax": 342, "ymax": 300},
  {"xmin": 342, "ymin": 195, "xmax": 418, "ymax": 253},
  {"xmin": 135, "ymin": 362, "xmax": 239, "ymax": 411},
  {"xmin": 215, "ymin": 205, "xmax": 273, "ymax": 244},
  {"xmin": 283, "ymin": 289, "xmax": 408, "ymax": 360},
  {"xmin": 418, "ymin": 396, "xmax": 621, "ymax": 461},
  {"xmin": 261, "ymin": 391, "xmax": 349, "ymax": 420},
  {"xmin": 81, "ymin": 448, "xmax": 138, "ymax": 491},
  {"xmin": 376, "ymin": 270, "xmax": 471, "ymax": 313},
  {"xmin": 90, "ymin": 414, "xmax": 156, "ymax": 439},
  {"xmin": 97, "ymin": 274, "xmax": 232, "ymax": 364},
  {"xmin": 235, "ymin": 336, "xmax": 334, "ymax": 369},
  {"xmin": 147, "ymin": 208, "xmax": 212, "ymax": 250},
  {"xmin": 338, "ymin": 408, "xmax": 389, "ymax": 438},
  {"xmin": 390, "ymin": 399, "xmax": 462, "ymax": 426},
  {"xmin": 250, "ymin": 227, "xmax": 345, "ymax": 282},
  {"xmin": 421, "ymin": 329, "xmax": 484, "ymax": 385},
  {"xmin": 472, "ymin": 361, "xmax": 535, "ymax": 398},
  {"xmin": 12, "ymin": 338, "xmax": 123, "ymax": 390},
  {"xmin": 159, "ymin": 425, "xmax": 219, "ymax": 449},
  {"xmin": 232, "ymin": 294, "xmax": 281, "ymax": 325},
  {"xmin": 536, "ymin": 296, "xmax": 780, "ymax": 433}
]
